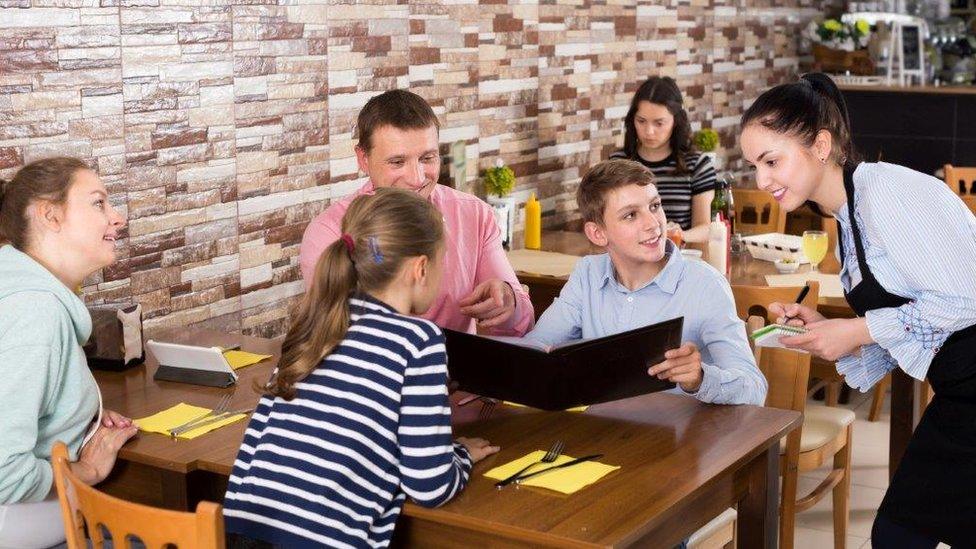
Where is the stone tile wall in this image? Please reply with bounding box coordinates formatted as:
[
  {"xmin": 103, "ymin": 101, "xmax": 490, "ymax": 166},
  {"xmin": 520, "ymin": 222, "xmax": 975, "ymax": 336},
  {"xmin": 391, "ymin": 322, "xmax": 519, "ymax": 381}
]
[{"xmin": 0, "ymin": 0, "xmax": 838, "ymax": 337}]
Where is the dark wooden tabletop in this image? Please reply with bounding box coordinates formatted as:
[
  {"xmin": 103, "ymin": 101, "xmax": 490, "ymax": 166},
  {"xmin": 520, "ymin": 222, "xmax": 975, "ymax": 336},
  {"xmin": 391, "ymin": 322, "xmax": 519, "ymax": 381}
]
[{"xmin": 96, "ymin": 329, "xmax": 800, "ymax": 547}]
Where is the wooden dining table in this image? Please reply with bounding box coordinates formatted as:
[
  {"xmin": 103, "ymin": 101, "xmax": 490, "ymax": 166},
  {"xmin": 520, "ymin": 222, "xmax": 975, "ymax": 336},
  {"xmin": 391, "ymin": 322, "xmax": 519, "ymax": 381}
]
[
  {"xmin": 95, "ymin": 329, "xmax": 801, "ymax": 548},
  {"xmin": 512, "ymin": 230, "xmax": 922, "ymax": 481}
]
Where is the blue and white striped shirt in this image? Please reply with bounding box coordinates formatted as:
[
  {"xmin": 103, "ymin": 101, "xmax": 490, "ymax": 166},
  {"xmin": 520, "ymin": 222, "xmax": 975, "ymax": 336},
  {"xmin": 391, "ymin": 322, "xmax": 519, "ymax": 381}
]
[
  {"xmin": 223, "ymin": 295, "xmax": 472, "ymax": 548},
  {"xmin": 835, "ymin": 162, "xmax": 976, "ymax": 391}
]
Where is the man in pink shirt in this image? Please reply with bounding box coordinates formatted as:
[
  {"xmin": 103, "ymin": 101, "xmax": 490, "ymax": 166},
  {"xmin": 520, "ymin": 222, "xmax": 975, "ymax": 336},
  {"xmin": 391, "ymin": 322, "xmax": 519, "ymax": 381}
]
[{"xmin": 299, "ymin": 90, "xmax": 534, "ymax": 336}]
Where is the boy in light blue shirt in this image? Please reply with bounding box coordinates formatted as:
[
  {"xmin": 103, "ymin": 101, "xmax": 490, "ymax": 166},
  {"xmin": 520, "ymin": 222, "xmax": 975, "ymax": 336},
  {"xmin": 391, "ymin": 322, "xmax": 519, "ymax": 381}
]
[{"xmin": 526, "ymin": 159, "xmax": 766, "ymax": 405}]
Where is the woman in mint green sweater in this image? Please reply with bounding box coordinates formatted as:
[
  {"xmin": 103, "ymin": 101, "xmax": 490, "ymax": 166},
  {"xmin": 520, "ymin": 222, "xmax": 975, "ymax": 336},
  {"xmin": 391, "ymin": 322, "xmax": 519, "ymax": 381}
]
[{"xmin": 0, "ymin": 158, "xmax": 138, "ymax": 548}]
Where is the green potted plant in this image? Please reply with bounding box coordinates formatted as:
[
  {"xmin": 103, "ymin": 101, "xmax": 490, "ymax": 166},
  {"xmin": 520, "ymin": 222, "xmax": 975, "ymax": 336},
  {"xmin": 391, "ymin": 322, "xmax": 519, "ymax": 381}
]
[
  {"xmin": 484, "ymin": 160, "xmax": 517, "ymax": 249},
  {"xmin": 693, "ymin": 128, "xmax": 721, "ymax": 169}
]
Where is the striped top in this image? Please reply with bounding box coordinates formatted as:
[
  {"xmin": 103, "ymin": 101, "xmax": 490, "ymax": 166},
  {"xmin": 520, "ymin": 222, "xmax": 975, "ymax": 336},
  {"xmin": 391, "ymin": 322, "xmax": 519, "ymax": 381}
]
[
  {"xmin": 834, "ymin": 162, "xmax": 976, "ymax": 391},
  {"xmin": 609, "ymin": 150, "xmax": 717, "ymax": 230},
  {"xmin": 223, "ymin": 294, "xmax": 472, "ymax": 548}
]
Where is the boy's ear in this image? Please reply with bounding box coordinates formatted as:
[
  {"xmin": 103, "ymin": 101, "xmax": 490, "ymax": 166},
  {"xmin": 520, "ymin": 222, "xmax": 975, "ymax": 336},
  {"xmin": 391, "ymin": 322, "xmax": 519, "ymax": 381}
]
[{"xmin": 583, "ymin": 220, "xmax": 608, "ymax": 248}]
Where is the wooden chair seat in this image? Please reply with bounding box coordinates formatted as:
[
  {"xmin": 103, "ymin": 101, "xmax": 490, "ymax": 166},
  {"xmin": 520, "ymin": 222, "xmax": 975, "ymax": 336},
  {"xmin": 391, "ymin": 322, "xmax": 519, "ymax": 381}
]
[
  {"xmin": 780, "ymin": 405, "xmax": 855, "ymax": 454},
  {"xmin": 732, "ymin": 282, "xmax": 853, "ymax": 549}
]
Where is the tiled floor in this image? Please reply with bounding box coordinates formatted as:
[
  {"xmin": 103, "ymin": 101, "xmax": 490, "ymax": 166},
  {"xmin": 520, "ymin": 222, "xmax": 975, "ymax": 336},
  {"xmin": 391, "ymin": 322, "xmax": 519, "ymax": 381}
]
[{"xmin": 791, "ymin": 388, "xmax": 949, "ymax": 549}]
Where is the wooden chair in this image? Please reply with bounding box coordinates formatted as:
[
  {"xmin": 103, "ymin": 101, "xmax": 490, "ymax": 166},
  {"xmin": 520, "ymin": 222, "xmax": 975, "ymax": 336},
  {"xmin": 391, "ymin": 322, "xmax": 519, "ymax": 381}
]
[
  {"xmin": 733, "ymin": 189, "xmax": 787, "ymax": 235},
  {"xmin": 52, "ymin": 441, "xmax": 225, "ymax": 549},
  {"xmin": 943, "ymin": 164, "xmax": 976, "ymax": 214},
  {"xmin": 732, "ymin": 284, "xmax": 854, "ymax": 549}
]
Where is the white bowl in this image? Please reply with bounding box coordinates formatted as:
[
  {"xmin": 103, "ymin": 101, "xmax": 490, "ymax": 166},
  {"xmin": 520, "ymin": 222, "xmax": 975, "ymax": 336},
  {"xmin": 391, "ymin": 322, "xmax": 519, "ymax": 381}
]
[{"xmin": 774, "ymin": 259, "xmax": 800, "ymax": 273}]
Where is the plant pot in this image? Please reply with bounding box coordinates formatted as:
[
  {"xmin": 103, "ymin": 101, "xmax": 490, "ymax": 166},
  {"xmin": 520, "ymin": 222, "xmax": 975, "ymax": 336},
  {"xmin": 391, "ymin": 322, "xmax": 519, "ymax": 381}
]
[
  {"xmin": 812, "ymin": 43, "xmax": 875, "ymax": 76},
  {"xmin": 487, "ymin": 195, "xmax": 516, "ymax": 250}
]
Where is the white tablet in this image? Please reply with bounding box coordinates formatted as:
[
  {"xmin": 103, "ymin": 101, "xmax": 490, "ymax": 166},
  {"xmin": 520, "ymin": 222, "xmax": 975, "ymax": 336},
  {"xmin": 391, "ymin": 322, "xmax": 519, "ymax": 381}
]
[{"xmin": 146, "ymin": 340, "xmax": 238, "ymax": 387}]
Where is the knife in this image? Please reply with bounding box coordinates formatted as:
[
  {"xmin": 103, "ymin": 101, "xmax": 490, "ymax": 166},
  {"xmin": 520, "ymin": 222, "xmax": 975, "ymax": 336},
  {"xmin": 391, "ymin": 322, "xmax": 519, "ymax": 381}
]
[{"xmin": 513, "ymin": 454, "xmax": 604, "ymax": 484}]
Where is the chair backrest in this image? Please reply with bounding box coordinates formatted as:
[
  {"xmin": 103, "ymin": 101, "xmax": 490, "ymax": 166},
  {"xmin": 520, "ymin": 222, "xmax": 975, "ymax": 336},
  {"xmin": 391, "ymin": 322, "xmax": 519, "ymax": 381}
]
[
  {"xmin": 730, "ymin": 281, "xmax": 820, "ymax": 326},
  {"xmin": 733, "ymin": 189, "xmax": 787, "ymax": 235},
  {"xmin": 944, "ymin": 164, "xmax": 976, "ymax": 197},
  {"xmin": 52, "ymin": 442, "xmax": 225, "ymax": 549},
  {"xmin": 732, "ymin": 284, "xmax": 819, "ymax": 413},
  {"xmin": 943, "ymin": 164, "xmax": 976, "ymax": 214}
]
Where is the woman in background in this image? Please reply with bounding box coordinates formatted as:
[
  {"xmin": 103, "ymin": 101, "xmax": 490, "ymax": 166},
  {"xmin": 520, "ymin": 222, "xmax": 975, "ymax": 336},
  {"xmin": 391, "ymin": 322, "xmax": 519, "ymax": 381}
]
[{"xmin": 612, "ymin": 76, "xmax": 717, "ymax": 242}]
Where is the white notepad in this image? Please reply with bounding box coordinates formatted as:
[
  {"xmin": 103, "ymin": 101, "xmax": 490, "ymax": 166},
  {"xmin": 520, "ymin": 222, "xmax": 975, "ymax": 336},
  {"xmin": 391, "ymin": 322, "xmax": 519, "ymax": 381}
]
[{"xmin": 750, "ymin": 324, "xmax": 809, "ymax": 351}]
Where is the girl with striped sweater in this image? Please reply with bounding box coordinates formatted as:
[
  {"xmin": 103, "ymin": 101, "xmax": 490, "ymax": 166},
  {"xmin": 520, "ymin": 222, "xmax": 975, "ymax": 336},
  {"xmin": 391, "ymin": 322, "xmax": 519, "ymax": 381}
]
[{"xmin": 223, "ymin": 188, "xmax": 499, "ymax": 548}]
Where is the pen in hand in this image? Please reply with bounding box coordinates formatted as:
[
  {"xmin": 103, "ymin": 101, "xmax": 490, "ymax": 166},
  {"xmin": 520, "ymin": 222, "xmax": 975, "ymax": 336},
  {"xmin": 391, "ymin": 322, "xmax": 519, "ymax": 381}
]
[{"xmin": 781, "ymin": 284, "xmax": 810, "ymax": 325}]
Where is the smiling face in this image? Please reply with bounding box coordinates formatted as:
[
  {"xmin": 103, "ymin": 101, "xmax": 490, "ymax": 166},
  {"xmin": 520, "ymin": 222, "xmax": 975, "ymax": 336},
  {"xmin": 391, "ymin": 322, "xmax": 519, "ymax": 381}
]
[
  {"xmin": 740, "ymin": 124, "xmax": 831, "ymax": 212},
  {"xmin": 585, "ymin": 183, "xmax": 668, "ymax": 270},
  {"xmin": 356, "ymin": 124, "xmax": 441, "ymax": 199},
  {"xmin": 633, "ymin": 101, "xmax": 675, "ymax": 155},
  {"xmin": 57, "ymin": 169, "xmax": 126, "ymax": 270}
]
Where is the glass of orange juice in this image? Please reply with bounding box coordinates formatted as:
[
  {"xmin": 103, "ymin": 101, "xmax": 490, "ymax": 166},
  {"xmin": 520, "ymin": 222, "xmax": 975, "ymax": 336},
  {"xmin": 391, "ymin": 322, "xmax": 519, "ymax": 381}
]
[
  {"xmin": 802, "ymin": 230, "xmax": 828, "ymax": 272},
  {"xmin": 666, "ymin": 221, "xmax": 683, "ymax": 248}
]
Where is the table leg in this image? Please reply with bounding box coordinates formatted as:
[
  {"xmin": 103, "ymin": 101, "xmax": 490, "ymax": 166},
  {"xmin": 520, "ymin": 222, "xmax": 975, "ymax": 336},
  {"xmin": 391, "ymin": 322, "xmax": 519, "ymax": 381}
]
[
  {"xmin": 738, "ymin": 442, "xmax": 779, "ymax": 549},
  {"xmin": 889, "ymin": 370, "xmax": 916, "ymax": 479}
]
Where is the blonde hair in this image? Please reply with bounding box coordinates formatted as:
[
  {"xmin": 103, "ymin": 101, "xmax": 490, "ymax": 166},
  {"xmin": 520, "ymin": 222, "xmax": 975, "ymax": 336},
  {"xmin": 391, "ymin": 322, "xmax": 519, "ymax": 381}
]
[{"xmin": 267, "ymin": 188, "xmax": 444, "ymax": 399}]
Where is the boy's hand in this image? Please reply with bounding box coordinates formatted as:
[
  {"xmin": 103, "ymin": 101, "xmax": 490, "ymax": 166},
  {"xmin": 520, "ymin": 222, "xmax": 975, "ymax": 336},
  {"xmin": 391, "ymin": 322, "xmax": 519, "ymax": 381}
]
[
  {"xmin": 648, "ymin": 342, "xmax": 703, "ymax": 393},
  {"xmin": 457, "ymin": 437, "xmax": 500, "ymax": 463}
]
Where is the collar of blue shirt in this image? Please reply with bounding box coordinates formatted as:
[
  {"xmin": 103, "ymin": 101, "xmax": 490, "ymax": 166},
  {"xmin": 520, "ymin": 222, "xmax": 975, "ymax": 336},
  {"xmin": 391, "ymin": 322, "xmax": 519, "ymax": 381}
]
[{"xmin": 597, "ymin": 240, "xmax": 685, "ymax": 295}]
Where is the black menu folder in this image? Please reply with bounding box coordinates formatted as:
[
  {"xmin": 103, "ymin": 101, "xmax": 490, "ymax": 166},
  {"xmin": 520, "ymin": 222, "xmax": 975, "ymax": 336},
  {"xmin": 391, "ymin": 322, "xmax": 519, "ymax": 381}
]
[{"xmin": 444, "ymin": 317, "xmax": 683, "ymax": 411}]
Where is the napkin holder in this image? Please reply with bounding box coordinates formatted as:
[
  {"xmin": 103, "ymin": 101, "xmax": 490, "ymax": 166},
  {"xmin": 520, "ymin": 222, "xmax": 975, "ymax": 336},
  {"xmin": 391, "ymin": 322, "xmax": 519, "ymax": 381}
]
[
  {"xmin": 146, "ymin": 340, "xmax": 238, "ymax": 388},
  {"xmin": 83, "ymin": 302, "xmax": 145, "ymax": 371}
]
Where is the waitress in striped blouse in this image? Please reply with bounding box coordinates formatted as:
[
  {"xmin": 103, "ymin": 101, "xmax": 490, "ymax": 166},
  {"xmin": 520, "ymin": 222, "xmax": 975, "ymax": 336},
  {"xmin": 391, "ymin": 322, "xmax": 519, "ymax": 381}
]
[
  {"xmin": 739, "ymin": 73, "xmax": 976, "ymax": 548},
  {"xmin": 610, "ymin": 76, "xmax": 717, "ymax": 243}
]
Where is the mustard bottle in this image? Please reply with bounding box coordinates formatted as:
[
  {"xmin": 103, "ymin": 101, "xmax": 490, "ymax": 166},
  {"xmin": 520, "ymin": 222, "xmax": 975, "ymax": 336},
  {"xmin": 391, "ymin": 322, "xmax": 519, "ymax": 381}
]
[{"xmin": 524, "ymin": 193, "xmax": 541, "ymax": 250}]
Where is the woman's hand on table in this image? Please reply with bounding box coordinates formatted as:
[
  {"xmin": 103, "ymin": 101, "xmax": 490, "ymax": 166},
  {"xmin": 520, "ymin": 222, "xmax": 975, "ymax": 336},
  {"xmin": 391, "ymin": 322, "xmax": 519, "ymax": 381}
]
[
  {"xmin": 459, "ymin": 279, "xmax": 517, "ymax": 328},
  {"xmin": 779, "ymin": 317, "xmax": 873, "ymax": 361},
  {"xmin": 71, "ymin": 422, "xmax": 139, "ymax": 485},
  {"xmin": 102, "ymin": 409, "xmax": 133, "ymax": 428}
]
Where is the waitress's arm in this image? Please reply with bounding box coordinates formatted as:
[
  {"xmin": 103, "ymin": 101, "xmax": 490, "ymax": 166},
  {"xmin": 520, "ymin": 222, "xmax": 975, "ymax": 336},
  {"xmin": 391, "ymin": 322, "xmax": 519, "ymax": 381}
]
[{"xmin": 849, "ymin": 171, "xmax": 976, "ymax": 387}]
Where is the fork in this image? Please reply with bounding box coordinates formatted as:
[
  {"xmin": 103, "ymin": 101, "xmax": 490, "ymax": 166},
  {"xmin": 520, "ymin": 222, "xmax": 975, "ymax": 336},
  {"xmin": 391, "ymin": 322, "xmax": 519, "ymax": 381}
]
[
  {"xmin": 168, "ymin": 394, "xmax": 231, "ymax": 437},
  {"xmin": 477, "ymin": 398, "xmax": 497, "ymax": 421},
  {"xmin": 170, "ymin": 407, "xmax": 253, "ymax": 437},
  {"xmin": 494, "ymin": 440, "xmax": 565, "ymax": 488}
]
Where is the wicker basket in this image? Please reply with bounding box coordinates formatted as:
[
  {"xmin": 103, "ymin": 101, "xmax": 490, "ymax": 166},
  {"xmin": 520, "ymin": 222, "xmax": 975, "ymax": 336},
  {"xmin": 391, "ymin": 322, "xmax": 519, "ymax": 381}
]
[{"xmin": 812, "ymin": 43, "xmax": 875, "ymax": 76}]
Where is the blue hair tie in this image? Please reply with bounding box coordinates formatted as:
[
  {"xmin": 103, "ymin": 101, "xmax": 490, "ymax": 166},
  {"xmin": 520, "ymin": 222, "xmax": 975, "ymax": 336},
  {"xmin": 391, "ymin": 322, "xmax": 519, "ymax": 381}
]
[{"xmin": 367, "ymin": 236, "xmax": 383, "ymax": 264}]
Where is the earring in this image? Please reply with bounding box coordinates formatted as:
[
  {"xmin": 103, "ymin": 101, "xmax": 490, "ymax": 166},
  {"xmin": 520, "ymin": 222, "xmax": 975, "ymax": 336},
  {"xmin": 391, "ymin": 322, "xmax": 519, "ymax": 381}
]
[{"xmin": 820, "ymin": 157, "xmax": 827, "ymax": 163}]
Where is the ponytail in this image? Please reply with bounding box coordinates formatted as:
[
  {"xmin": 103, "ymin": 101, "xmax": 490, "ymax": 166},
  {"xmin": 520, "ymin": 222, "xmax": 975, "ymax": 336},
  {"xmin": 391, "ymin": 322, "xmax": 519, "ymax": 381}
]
[
  {"xmin": 741, "ymin": 72, "xmax": 859, "ymax": 170},
  {"xmin": 266, "ymin": 188, "xmax": 444, "ymax": 400}
]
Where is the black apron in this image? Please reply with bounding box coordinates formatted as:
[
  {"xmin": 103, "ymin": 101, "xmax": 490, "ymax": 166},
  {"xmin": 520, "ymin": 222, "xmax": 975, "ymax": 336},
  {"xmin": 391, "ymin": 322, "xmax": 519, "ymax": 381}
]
[{"xmin": 837, "ymin": 166, "xmax": 976, "ymax": 547}]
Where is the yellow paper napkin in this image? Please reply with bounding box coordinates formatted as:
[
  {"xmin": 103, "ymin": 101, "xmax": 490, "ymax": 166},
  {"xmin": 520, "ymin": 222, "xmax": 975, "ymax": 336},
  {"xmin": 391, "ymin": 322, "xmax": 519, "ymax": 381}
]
[
  {"xmin": 503, "ymin": 401, "xmax": 588, "ymax": 413},
  {"xmin": 484, "ymin": 450, "xmax": 619, "ymax": 494},
  {"xmin": 134, "ymin": 403, "xmax": 248, "ymax": 440},
  {"xmin": 223, "ymin": 350, "xmax": 272, "ymax": 370}
]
